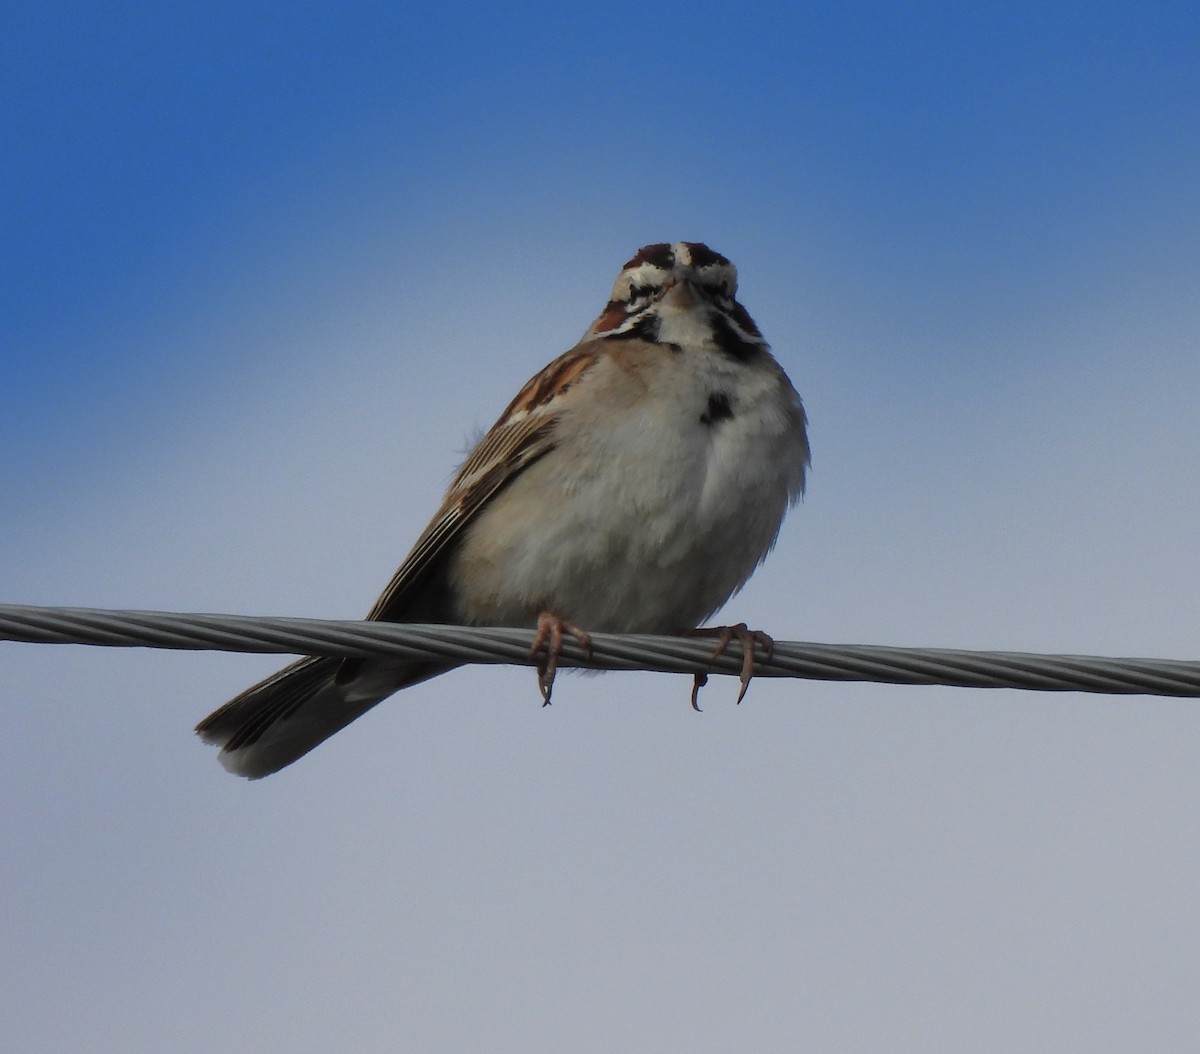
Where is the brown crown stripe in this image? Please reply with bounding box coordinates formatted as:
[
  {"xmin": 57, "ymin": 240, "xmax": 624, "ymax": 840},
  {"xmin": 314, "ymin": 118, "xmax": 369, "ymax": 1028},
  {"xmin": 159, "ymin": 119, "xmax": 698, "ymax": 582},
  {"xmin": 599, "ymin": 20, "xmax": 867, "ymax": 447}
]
[
  {"xmin": 622, "ymin": 243, "xmax": 674, "ymax": 270},
  {"xmin": 682, "ymin": 243, "xmax": 729, "ymax": 269}
]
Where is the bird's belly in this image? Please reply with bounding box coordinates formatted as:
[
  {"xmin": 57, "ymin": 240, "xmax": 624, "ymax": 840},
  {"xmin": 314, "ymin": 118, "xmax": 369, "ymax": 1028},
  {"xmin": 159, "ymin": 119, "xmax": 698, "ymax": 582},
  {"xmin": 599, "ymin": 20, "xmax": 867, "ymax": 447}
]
[{"xmin": 447, "ymin": 406, "xmax": 800, "ymax": 633}]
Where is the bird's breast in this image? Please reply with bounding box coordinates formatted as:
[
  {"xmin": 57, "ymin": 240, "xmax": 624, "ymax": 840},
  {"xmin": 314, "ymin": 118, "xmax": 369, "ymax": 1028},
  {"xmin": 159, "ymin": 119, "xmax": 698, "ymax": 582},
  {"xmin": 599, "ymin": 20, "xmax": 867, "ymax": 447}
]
[{"xmin": 448, "ymin": 350, "xmax": 807, "ymax": 633}]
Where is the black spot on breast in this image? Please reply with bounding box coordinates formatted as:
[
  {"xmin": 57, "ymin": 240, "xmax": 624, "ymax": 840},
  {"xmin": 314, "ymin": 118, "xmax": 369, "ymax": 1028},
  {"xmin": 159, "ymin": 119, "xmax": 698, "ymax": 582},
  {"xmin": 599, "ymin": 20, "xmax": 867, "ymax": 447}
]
[{"xmin": 700, "ymin": 392, "xmax": 734, "ymax": 426}]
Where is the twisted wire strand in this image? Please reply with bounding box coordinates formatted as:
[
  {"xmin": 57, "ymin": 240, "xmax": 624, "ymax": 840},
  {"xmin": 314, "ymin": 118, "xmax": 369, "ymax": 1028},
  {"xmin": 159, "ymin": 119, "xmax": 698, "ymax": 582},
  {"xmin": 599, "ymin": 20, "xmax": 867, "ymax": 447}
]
[{"xmin": 2, "ymin": 603, "xmax": 1198, "ymax": 696}]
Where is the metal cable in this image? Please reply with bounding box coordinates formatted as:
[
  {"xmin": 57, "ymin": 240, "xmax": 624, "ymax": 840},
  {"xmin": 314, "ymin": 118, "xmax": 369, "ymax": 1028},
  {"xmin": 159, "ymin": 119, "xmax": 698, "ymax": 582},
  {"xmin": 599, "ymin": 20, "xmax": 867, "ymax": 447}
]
[{"xmin": 2, "ymin": 602, "xmax": 1198, "ymax": 696}]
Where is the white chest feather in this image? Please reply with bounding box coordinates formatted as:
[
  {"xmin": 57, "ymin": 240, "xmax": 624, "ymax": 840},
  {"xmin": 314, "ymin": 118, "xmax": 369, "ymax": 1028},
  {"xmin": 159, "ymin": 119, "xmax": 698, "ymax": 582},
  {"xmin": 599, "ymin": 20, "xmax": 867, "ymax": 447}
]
[{"xmin": 449, "ymin": 344, "xmax": 808, "ymax": 633}]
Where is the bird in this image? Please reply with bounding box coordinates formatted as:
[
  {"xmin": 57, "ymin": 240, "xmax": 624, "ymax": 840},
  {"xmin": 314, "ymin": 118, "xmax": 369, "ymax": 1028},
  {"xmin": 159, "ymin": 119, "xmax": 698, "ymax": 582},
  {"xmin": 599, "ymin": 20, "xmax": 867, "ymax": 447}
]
[{"xmin": 196, "ymin": 241, "xmax": 810, "ymax": 777}]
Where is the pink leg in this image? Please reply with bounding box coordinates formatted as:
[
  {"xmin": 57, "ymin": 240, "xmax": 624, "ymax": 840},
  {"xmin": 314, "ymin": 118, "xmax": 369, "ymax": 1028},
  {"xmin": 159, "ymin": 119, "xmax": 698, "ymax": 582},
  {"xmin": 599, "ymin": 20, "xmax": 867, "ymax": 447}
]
[{"xmin": 529, "ymin": 612, "xmax": 593, "ymax": 705}]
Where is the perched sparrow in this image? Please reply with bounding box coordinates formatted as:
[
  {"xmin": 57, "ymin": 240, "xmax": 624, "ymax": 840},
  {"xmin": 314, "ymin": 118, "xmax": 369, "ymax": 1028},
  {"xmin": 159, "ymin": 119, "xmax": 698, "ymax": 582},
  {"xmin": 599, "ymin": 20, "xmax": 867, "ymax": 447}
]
[{"xmin": 197, "ymin": 242, "xmax": 810, "ymax": 777}]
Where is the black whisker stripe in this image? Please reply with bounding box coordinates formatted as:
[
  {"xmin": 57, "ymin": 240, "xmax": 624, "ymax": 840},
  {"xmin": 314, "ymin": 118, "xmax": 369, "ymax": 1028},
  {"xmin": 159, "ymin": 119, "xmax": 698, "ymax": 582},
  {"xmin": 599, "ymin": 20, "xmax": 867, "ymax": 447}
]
[
  {"xmin": 605, "ymin": 313, "xmax": 661, "ymax": 343},
  {"xmin": 726, "ymin": 301, "xmax": 762, "ymax": 337},
  {"xmin": 710, "ymin": 312, "xmax": 763, "ymax": 361}
]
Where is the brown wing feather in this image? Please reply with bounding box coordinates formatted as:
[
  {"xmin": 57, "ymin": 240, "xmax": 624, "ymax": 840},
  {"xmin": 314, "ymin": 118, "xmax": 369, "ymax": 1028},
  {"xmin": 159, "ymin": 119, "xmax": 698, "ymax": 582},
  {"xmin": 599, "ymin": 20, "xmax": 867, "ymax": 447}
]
[{"xmin": 364, "ymin": 347, "xmax": 599, "ymax": 624}]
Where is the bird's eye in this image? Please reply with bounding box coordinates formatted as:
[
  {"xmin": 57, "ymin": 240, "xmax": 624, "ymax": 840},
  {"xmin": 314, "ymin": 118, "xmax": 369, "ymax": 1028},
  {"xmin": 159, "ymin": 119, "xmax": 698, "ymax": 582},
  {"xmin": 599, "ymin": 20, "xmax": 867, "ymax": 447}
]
[
  {"xmin": 703, "ymin": 281, "xmax": 734, "ymax": 307},
  {"xmin": 626, "ymin": 283, "xmax": 655, "ymax": 307}
]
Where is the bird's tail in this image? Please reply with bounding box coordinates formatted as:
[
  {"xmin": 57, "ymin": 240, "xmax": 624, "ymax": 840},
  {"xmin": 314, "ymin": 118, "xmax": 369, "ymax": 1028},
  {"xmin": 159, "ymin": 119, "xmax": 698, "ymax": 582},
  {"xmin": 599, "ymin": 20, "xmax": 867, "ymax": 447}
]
[{"xmin": 195, "ymin": 656, "xmax": 450, "ymax": 778}]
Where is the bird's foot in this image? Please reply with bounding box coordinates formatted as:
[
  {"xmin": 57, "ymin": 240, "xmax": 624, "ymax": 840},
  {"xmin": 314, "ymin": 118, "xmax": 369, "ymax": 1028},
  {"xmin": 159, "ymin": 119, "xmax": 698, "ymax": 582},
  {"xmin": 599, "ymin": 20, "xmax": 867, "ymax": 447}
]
[
  {"xmin": 685, "ymin": 623, "xmax": 774, "ymax": 710},
  {"xmin": 530, "ymin": 612, "xmax": 593, "ymax": 705}
]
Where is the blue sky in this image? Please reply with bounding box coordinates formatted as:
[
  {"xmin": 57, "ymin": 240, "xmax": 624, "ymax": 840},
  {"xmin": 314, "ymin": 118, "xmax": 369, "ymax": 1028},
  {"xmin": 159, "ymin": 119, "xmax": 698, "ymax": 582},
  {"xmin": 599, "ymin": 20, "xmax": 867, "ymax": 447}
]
[{"xmin": 4, "ymin": 3, "xmax": 1200, "ymax": 1051}]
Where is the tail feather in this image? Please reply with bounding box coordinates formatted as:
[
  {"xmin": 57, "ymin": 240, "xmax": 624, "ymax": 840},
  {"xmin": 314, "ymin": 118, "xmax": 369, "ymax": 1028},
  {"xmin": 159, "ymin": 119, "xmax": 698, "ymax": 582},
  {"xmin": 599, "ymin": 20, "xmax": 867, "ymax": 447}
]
[{"xmin": 196, "ymin": 656, "xmax": 451, "ymax": 778}]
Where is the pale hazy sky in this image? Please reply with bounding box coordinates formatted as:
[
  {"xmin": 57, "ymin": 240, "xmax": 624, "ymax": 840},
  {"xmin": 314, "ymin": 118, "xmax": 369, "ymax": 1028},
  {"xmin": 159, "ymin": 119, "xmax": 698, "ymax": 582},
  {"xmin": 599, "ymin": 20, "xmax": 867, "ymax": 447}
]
[{"xmin": 4, "ymin": 3, "xmax": 1200, "ymax": 1051}]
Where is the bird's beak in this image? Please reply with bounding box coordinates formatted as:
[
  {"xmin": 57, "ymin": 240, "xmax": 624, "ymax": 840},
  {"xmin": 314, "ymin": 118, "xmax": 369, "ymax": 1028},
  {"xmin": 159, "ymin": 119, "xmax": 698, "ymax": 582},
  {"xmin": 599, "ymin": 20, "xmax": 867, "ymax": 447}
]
[{"xmin": 661, "ymin": 274, "xmax": 698, "ymax": 307}]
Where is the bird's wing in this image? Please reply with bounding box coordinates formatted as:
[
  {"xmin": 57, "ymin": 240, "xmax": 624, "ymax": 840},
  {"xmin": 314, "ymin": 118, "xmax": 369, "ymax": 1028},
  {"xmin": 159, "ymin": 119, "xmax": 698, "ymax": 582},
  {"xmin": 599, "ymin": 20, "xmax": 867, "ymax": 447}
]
[{"xmin": 364, "ymin": 345, "xmax": 599, "ymax": 623}]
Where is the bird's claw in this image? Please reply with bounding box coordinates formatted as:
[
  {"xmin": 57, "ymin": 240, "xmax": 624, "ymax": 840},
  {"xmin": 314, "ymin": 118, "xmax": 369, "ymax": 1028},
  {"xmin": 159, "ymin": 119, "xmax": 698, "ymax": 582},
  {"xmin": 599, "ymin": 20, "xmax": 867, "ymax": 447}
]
[
  {"xmin": 530, "ymin": 613, "xmax": 593, "ymax": 705},
  {"xmin": 686, "ymin": 623, "xmax": 774, "ymax": 709}
]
